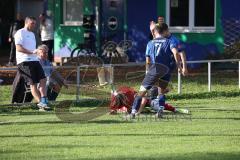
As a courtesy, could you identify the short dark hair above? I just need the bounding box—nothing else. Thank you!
[112,92,129,107]
[40,13,46,17]
[154,23,168,34]
[25,16,36,24]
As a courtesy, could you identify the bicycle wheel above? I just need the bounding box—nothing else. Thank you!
[70,46,81,59]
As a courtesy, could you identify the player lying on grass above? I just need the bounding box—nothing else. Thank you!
[130,23,185,118]
[109,86,136,114]
[109,86,189,115]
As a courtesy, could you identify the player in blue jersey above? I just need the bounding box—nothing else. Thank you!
[129,22,189,117]
[129,22,182,118]
[153,21,188,76]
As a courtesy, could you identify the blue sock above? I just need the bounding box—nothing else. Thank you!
[131,96,142,114]
[40,97,48,104]
[158,94,166,106]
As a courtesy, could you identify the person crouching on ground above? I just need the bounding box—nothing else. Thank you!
[37,44,68,101]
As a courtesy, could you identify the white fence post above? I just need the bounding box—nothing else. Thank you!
[178,71,182,94]
[111,65,114,84]
[208,62,211,92]
[76,66,80,102]
[239,61,240,89]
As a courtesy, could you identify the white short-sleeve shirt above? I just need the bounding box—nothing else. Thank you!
[14,28,38,64]
[40,18,54,41]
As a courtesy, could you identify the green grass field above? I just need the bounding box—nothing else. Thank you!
[1,73,240,160]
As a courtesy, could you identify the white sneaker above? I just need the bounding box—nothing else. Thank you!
[177,108,189,114]
[0,79,3,84]
[100,82,108,86]
[37,102,50,110]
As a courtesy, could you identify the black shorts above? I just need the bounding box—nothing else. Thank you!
[18,61,46,85]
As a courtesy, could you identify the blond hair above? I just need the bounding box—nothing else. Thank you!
[37,44,49,53]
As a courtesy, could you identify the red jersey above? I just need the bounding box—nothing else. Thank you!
[110,86,137,113]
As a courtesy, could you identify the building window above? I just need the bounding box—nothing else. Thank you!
[63,0,83,25]
[170,0,189,26]
[166,0,216,33]
[194,0,215,27]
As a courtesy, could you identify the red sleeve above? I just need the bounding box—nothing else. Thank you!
[109,86,136,111]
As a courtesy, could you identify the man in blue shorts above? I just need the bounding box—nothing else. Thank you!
[135,22,189,116]
[130,22,182,118]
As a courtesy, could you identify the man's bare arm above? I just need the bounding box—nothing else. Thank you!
[146,56,151,74]
[171,47,182,72]
[16,44,34,54]
[136,97,148,115]
[179,51,188,76]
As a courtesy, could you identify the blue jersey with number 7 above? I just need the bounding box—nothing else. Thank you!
[145,37,177,69]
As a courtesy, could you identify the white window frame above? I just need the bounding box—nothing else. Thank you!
[63,0,83,26]
[166,0,216,33]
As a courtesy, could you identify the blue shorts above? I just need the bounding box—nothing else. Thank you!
[142,71,171,90]
[141,74,162,90]
[160,73,171,82]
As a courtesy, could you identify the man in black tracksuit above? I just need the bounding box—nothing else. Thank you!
[7,13,24,66]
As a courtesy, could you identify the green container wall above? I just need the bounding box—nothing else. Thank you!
[49,0,225,54]
[50,0,95,52]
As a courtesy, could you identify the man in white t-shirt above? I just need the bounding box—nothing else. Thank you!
[14,16,49,110]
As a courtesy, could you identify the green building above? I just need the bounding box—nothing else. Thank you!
[1,0,239,66]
